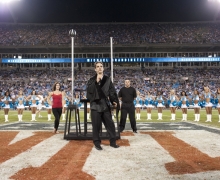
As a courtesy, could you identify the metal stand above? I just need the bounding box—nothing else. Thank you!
[64,103,81,140]
[63,99,120,140]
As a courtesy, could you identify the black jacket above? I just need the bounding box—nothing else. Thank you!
[86,74,120,111]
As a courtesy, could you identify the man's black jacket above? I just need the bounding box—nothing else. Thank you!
[86,74,120,112]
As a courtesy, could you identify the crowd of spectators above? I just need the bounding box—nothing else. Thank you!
[1,22,220,46]
[0,67,220,100]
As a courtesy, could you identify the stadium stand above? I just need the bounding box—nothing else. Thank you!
[0,68,219,99]
[1,22,220,46]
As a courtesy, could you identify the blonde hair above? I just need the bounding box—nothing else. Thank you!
[170,89,175,94]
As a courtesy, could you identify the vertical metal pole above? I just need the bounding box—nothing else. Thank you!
[71,37,74,103]
[84,101,88,136]
[110,37,113,83]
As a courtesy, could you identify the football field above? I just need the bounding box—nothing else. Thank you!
[0,109,220,179]
[1,109,220,128]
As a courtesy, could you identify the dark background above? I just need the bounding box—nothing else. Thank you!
[0,0,220,23]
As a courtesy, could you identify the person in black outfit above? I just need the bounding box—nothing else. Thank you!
[86,61,120,151]
[118,80,137,133]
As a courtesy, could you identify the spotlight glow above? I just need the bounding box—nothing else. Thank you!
[208,0,220,2]
[0,0,20,3]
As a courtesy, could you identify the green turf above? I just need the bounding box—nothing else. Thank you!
[0,109,220,129]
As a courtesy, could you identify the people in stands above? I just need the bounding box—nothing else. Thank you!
[0,67,220,124]
[1,23,220,46]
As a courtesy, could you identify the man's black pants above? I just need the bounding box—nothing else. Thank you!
[91,109,116,145]
[119,103,137,132]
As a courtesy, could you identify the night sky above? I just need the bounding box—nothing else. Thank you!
[0,0,220,23]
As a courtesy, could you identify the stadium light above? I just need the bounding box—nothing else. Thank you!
[208,0,220,21]
[208,0,217,2]
[0,0,20,3]
[0,0,21,23]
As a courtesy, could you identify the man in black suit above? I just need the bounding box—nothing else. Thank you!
[86,61,120,150]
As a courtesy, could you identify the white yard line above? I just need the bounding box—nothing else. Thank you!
[83,131,220,180]
[9,130,35,145]
[0,133,68,179]
[174,130,220,157]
